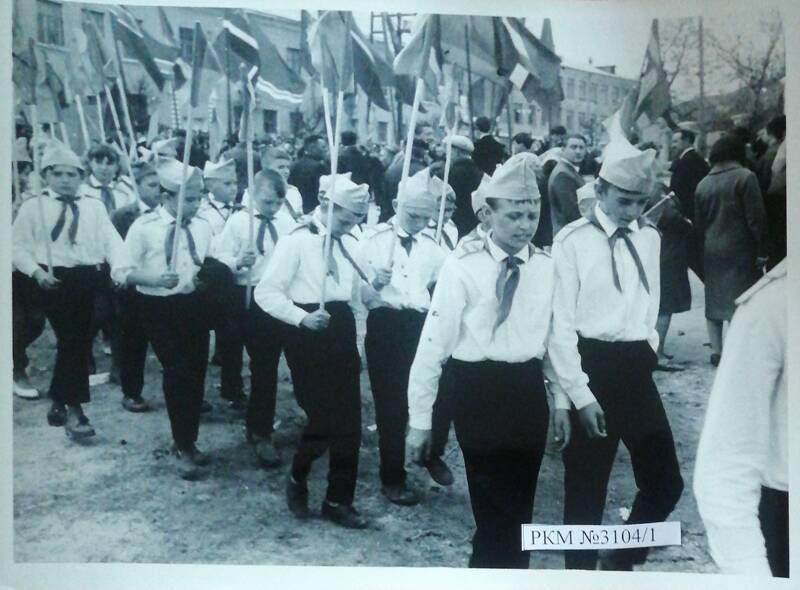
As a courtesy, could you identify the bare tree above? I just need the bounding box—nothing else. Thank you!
[660,18,698,90]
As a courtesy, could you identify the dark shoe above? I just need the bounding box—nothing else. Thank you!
[122,396,150,413]
[247,433,282,469]
[172,448,202,481]
[200,400,213,413]
[710,353,721,367]
[598,550,634,571]
[425,456,455,486]
[321,501,370,529]
[381,483,420,506]
[286,475,309,519]
[186,444,211,467]
[65,409,96,440]
[47,402,66,427]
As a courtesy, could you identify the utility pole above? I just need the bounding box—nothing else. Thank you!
[698,17,706,156]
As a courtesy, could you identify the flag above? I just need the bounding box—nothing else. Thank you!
[246,14,306,107]
[158,8,177,45]
[238,66,256,143]
[634,19,671,121]
[309,11,355,95]
[299,10,316,76]
[109,8,166,91]
[438,63,460,129]
[380,13,418,108]
[393,14,443,91]
[12,39,38,106]
[189,23,223,109]
[349,20,390,111]
[214,9,261,81]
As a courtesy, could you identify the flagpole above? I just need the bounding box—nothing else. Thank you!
[244,80,256,309]
[29,106,55,280]
[59,122,72,149]
[505,85,513,152]
[435,118,458,243]
[321,89,336,159]
[386,77,424,268]
[96,94,107,141]
[225,37,232,139]
[12,160,21,205]
[169,109,195,271]
[318,88,345,311]
[465,24,475,143]
[104,84,127,152]
[115,40,139,162]
[75,94,91,153]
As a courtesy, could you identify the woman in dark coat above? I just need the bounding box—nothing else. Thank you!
[694,136,767,365]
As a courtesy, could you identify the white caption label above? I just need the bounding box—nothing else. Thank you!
[521,522,682,551]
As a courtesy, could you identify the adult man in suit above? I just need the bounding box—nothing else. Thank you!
[548,134,587,238]
[472,116,507,176]
[444,135,483,238]
[288,135,329,214]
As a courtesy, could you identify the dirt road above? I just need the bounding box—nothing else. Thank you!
[13,276,717,572]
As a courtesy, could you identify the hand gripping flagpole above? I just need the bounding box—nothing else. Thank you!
[386,77,424,268]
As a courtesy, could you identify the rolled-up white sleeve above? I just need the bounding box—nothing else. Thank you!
[407,258,466,430]
[254,236,308,327]
[550,239,596,410]
[111,221,144,285]
[693,294,784,576]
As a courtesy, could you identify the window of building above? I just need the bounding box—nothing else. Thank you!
[263,109,278,134]
[377,121,388,143]
[600,84,608,104]
[578,80,586,101]
[566,77,575,99]
[528,106,536,126]
[566,110,575,131]
[290,110,304,135]
[513,103,523,125]
[286,48,301,73]
[37,0,65,46]
[82,9,105,35]
[179,27,194,62]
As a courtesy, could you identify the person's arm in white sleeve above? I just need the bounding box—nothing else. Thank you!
[407,257,466,430]
[12,201,43,278]
[550,238,596,409]
[693,293,784,576]
[213,216,243,273]
[101,207,124,275]
[253,235,307,326]
[646,231,661,352]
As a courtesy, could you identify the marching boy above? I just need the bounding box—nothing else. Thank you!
[406,153,573,569]
[197,158,239,236]
[551,141,684,571]
[358,167,447,506]
[214,169,296,468]
[79,143,137,213]
[112,159,215,480]
[254,176,371,530]
[13,143,123,439]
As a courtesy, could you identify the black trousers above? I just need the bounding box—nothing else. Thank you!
[111,288,149,399]
[282,301,361,505]
[39,266,103,406]
[562,338,684,570]
[218,302,245,399]
[140,293,210,450]
[451,358,549,569]
[12,271,46,374]
[430,359,456,457]
[241,287,287,438]
[760,486,789,578]
[364,307,426,486]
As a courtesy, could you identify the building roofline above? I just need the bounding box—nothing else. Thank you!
[561,60,635,81]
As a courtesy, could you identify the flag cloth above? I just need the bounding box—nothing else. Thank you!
[238,67,255,143]
[189,23,223,109]
[349,20,390,111]
[109,8,166,91]
[393,14,443,91]
[12,39,37,106]
[81,14,114,90]
[158,7,177,45]
[246,13,306,107]
[438,63,461,129]
[634,19,671,121]
[299,10,316,76]
[380,13,418,108]
[309,11,355,95]
[214,9,261,81]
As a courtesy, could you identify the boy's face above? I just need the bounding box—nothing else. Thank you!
[264,158,291,182]
[487,199,540,254]
[597,183,650,227]
[440,197,456,223]
[165,181,204,220]
[254,183,284,219]
[329,206,362,238]
[137,173,162,209]
[206,171,238,204]
[395,201,433,235]
[90,157,118,185]
[45,165,83,197]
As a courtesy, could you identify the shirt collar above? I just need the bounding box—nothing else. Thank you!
[680,147,695,159]
[89,174,112,189]
[561,158,580,173]
[594,202,638,236]
[138,200,153,215]
[311,207,330,236]
[486,232,530,263]
[390,217,413,239]
[207,193,232,210]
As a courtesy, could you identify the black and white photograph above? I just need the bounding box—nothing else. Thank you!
[3,0,794,586]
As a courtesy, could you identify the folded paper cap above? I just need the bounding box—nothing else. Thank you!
[319,172,352,197]
[41,143,84,172]
[483,152,540,201]
[203,158,236,180]
[471,173,492,213]
[599,140,656,193]
[445,135,474,154]
[13,138,31,163]
[576,180,598,217]
[151,138,179,156]
[328,176,370,215]
[398,168,441,215]
[157,158,203,193]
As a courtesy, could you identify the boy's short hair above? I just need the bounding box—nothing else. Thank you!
[87,144,120,165]
[513,132,533,149]
[262,146,292,164]
[131,161,157,184]
[475,117,492,134]
[565,133,587,145]
[254,168,286,199]
[485,197,536,210]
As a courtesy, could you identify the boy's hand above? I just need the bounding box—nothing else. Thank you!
[300,310,330,331]
[578,402,607,439]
